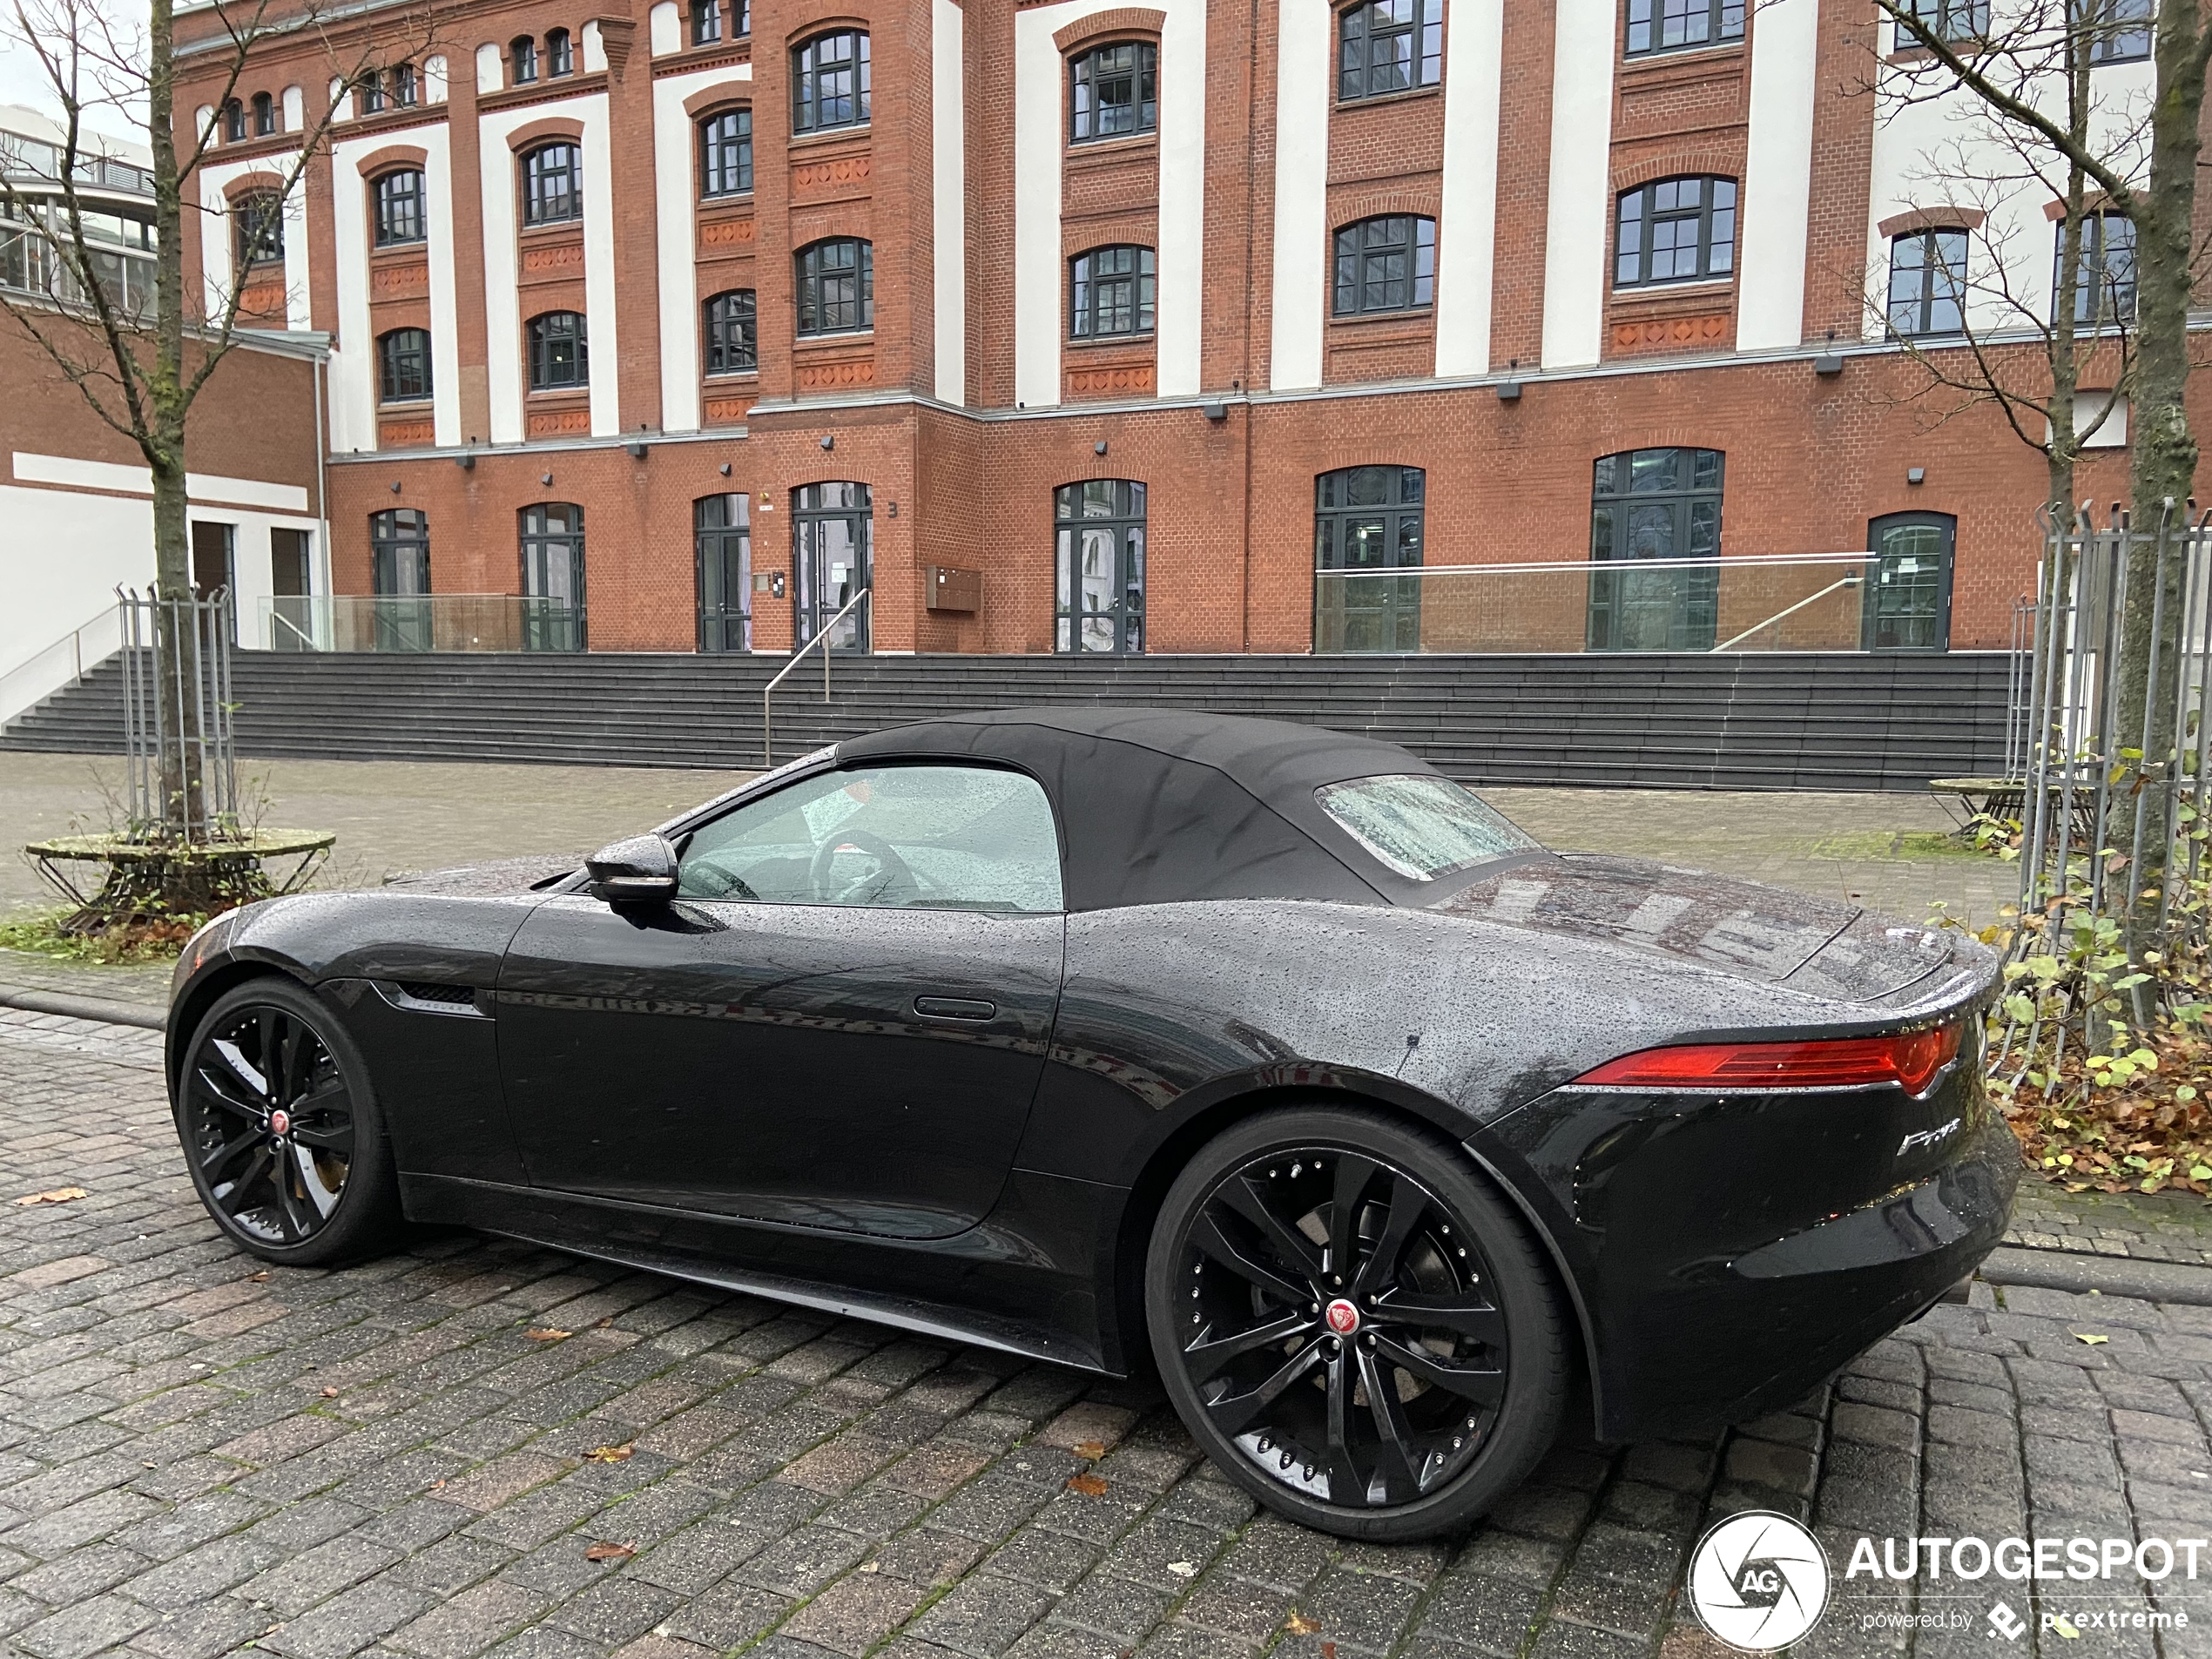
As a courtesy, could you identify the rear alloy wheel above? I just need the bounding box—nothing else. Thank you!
[1148,1107,1568,1541]
[177,979,401,1265]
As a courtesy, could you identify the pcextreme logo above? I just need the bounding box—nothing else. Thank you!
[1687,1511,1833,1652]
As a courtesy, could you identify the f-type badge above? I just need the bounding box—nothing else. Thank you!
[1898,1116,1961,1157]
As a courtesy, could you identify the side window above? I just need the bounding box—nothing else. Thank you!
[676,765,1064,913]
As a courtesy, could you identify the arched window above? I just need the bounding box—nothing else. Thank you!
[546,28,574,76]
[699,107,752,197]
[1338,0,1441,100]
[1055,482,1146,655]
[2058,212,2135,324]
[521,503,585,651]
[221,99,246,142]
[511,36,538,83]
[1069,246,1155,338]
[1865,512,1955,652]
[704,290,758,374]
[1887,228,1966,337]
[392,64,419,106]
[1332,214,1434,315]
[796,239,873,335]
[1069,42,1157,142]
[1314,466,1424,654]
[691,0,723,43]
[377,327,432,402]
[361,71,387,115]
[251,91,276,136]
[1615,177,1737,287]
[373,169,425,246]
[697,494,752,653]
[1588,448,1723,651]
[1625,0,1744,55]
[522,142,582,225]
[792,30,870,133]
[527,311,589,389]
[233,190,284,270]
[369,508,431,651]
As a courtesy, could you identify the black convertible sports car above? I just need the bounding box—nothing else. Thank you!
[167,708,2016,1540]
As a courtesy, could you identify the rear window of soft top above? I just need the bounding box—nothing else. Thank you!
[1315,774,1540,881]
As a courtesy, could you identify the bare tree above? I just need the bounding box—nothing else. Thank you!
[1876,0,2210,967]
[0,0,433,844]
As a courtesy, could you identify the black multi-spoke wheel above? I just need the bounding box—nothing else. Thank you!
[1149,1107,1567,1541]
[176,980,401,1264]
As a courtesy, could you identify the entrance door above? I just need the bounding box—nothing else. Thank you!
[191,522,235,641]
[697,494,752,652]
[1315,466,1423,653]
[369,509,432,651]
[1864,513,1955,651]
[521,503,586,651]
[794,482,871,651]
[271,528,312,651]
[496,760,1066,1239]
[1587,448,1723,651]
[1055,480,1146,653]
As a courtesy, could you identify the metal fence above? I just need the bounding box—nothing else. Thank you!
[2013,508,2212,928]
[118,587,239,841]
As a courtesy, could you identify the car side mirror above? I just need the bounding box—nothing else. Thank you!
[585,833,679,905]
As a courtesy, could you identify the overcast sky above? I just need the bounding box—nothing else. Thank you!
[0,0,152,145]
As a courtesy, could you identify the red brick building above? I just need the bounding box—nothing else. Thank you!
[169,0,2165,662]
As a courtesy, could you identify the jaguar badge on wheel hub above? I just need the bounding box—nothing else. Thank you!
[1324,1298,1361,1336]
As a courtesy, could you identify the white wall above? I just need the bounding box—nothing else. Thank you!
[195,148,313,332]
[329,122,462,453]
[1539,0,1615,369]
[652,63,755,433]
[1737,0,1818,351]
[1013,0,1207,408]
[1434,0,1505,377]
[933,0,968,405]
[1267,0,1330,391]
[478,91,618,442]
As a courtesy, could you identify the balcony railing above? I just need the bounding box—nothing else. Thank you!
[1313,553,1952,654]
[261,594,586,653]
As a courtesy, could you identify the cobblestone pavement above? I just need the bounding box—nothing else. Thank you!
[2008,1186,2212,1270]
[4,1012,2210,1659]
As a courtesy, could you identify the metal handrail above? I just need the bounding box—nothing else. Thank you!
[1709,574,1863,652]
[0,602,123,725]
[763,587,870,767]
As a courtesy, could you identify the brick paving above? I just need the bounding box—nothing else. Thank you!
[3,1009,2210,1659]
[2006,1187,2212,1271]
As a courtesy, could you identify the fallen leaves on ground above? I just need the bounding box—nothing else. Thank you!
[1167,1561,1197,1579]
[524,1327,571,1342]
[584,1443,634,1463]
[1284,1614,1320,1636]
[584,1541,636,1561]
[1066,1473,1109,1497]
[1072,1440,1108,1460]
[2074,1332,2109,1345]
[15,1187,87,1206]
[246,1271,270,1282]
[319,1386,339,1399]
[1995,1019,2212,1197]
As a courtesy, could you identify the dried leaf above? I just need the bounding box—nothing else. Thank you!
[15,1187,87,1206]
[1285,1614,1321,1636]
[2074,1332,2109,1345]
[594,1316,614,1328]
[1072,1440,1108,1460]
[319,1386,339,1399]
[584,1541,636,1562]
[1066,1473,1109,1497]
[860,1561,880,1575]
[584,1443,634,1463]
[1167,1561,1197,1579]
[525,1327,571,1342]
[246,1271,270,1282]
[1322,1645,1338,1659]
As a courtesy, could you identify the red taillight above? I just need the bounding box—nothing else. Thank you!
[1575,1021,1964,1095]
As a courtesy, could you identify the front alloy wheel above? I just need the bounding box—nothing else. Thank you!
[1150,1108,1566,1541]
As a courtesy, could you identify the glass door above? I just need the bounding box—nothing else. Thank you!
[368,509,432,652]
[1054,480,1146,653]
[1587,448,1724,651]
[521,503,586,651]
[793,482,872,651]
[1315,466,1423,653]
[697,494,752,652]
[1864,513,1955,651]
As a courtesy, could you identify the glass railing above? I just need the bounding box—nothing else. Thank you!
[261,595,586,653]
[1313,553,1950,654]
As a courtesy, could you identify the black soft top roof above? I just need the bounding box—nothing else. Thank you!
[835,707,1465,911]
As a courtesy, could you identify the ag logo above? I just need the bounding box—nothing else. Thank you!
[1687,1511,1831,1652]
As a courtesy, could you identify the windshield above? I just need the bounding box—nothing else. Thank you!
[1315,774,1541,881]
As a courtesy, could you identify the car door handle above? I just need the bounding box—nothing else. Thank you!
[914,995,996,1022]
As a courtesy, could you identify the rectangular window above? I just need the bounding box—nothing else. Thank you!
[373,170,424,246]
[1899,0,1989,43]
[2079,0,2152,62]
[793,31,871,133]
[378,328,432,402]
[1624,0,1745,55]
[691,0,722,44]
[528,313,589,388]
[705,290,758,373]
[233,192,284,269]
[522,144,581,226]
[2056,213,2136,324]
[1070,42,1158,142]
[1332,215,1436,315]
[1339,0,1444,99]
[700,109,752,197]
[1886,228,1966,336]
[1614,177,1736,287]
[1070,246,1157,338]
[797,239,873,334]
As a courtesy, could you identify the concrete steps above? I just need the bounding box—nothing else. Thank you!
[0,651,2016,790]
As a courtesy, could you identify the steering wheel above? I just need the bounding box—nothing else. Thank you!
[682,861,759,901]
[808,828,918,904]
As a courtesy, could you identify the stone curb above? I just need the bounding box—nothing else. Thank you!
[0,984,165,1031]
[1978,1244,2212,1306]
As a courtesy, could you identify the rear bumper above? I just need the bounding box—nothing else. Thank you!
[1480,1057,2019,1443]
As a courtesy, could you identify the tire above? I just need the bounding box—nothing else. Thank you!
[1146,1105,1569,1541]
[173,977,404,1266]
